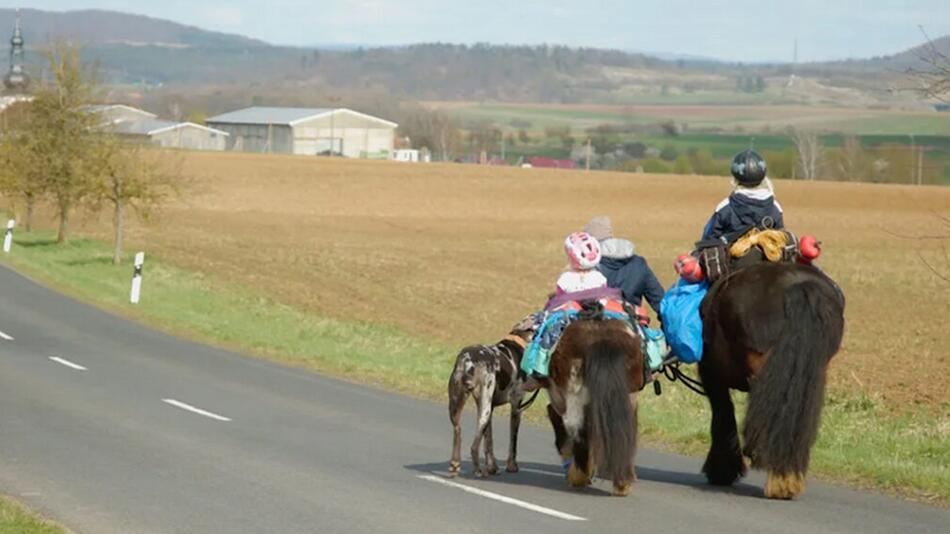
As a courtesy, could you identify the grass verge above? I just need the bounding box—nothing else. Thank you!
[2,231,947,506]
[0,496,67,534]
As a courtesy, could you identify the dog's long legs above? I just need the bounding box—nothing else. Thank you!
[506,399,522,473]
[448,379,467,476]
[470,372,495,477]
[484,411,499,475]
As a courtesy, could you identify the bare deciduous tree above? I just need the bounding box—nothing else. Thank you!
[0,103,46,231]
[835,135,869,182]
[88,136,184,264]
[906,26,950,102]
[2,43,187,253]
[397,107,462,161]
[790,128,823,180]
[29,43,100,243]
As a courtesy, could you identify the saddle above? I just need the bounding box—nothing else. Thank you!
[522,296,633,378]
[696,228,798,284]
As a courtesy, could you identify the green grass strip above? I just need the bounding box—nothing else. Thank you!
[0,496,67,534]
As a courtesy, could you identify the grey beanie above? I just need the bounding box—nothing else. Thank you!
[584,215,613,241]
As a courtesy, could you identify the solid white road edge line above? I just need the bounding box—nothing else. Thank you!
[49,356,87,371]
[0,330,13,340]
[417,474,586,521]
[162,398,232,422]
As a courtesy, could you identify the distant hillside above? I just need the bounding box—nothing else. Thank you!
[0,8,267,48]
[875,35,950,65]
[3,9,945,107]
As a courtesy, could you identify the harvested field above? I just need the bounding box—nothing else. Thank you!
[68,151,949,415]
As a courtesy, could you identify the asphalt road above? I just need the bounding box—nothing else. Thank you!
[0,264,946,533]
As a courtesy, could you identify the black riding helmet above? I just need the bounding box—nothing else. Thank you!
[730,149,767,187]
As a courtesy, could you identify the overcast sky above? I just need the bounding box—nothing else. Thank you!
[6,0,950,62]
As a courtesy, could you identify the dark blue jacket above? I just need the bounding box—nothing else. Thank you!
[597,255,665,314]
[701,192,784,243]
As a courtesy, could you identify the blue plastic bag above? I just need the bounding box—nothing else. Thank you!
[660,279,709,364]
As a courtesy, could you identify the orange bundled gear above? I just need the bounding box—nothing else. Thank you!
[729,228,789,262]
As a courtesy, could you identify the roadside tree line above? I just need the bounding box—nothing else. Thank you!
[0,44,183,264]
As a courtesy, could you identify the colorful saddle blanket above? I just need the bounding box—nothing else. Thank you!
[521,298,630,377]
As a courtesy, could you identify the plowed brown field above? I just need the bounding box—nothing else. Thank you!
[82,151,950,413]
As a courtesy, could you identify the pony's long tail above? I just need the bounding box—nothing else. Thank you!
[743,280,843,476]
[584,338,635,487]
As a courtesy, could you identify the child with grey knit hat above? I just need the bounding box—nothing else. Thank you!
[584,215,665,315]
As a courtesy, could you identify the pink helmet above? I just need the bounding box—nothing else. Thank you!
[564,231,602,270]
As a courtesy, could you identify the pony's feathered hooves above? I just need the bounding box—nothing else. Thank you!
[765,471,806,499]
[612,481,632,496]
[702,449,746,485]
[566,462,590,488]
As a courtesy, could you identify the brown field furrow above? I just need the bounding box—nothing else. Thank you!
[70,151,949,412]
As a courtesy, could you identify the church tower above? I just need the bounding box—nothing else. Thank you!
[3,10,30,93]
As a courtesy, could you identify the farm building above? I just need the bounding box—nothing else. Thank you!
[88,104,158,125]
[111,119,229,151]
[525,156,577,169]
[394,148,431,162]
[205,107,397,158]
[88,104,229,150]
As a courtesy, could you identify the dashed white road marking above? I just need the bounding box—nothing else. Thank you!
[162,398,232,422]
[417,474,586,521]
[0,330,13,341]
[49,356,87,371]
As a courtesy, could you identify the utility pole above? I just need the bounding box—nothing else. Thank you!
[917,146,924,185]
[908,134,916,184]
[585,138,592,172]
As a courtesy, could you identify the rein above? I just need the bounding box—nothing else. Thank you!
[502,334,540,411]
[517,389,541,411]
[661,361,706,396]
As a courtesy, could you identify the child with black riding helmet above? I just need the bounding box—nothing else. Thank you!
[701,149,784,244]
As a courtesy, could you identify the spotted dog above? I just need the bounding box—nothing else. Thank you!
[447,314,538,477]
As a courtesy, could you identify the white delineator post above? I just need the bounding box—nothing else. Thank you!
[130,251,145,304]
[3,219,14,253]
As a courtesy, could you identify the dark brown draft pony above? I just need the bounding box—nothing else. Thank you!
[544,303,645,496]
[699,261,844,499]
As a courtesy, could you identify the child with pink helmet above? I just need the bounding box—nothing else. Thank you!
[556,231,608,294]
[520,231,611,392]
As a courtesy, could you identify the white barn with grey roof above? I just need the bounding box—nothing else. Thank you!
[111,119,229,151]
[206,107,397,158]
[88,104,229,150]
[87,104,157,125]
